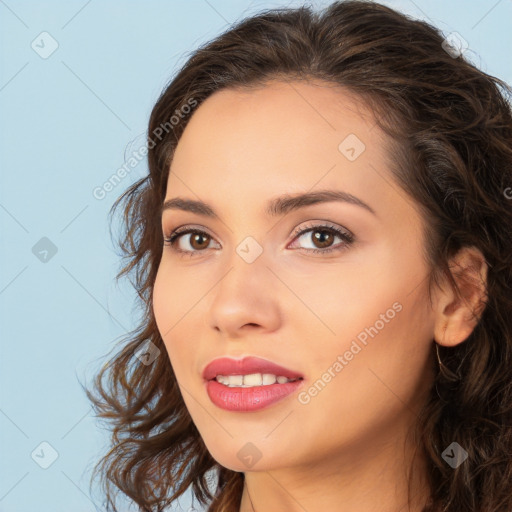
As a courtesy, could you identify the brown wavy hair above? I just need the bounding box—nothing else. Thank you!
[87,1,512,511]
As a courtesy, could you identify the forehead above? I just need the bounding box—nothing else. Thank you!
[166,80,395,215]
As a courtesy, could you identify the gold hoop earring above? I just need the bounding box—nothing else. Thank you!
[435,341,444,371]
[434,341,461,382]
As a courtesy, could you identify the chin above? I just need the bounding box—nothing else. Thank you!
[203,435,293,473]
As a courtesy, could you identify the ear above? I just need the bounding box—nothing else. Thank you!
[433,246,488,347]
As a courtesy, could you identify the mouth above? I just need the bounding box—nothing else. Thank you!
[202,356,305,412]
[202,355,304,385]
[209,373,303,387]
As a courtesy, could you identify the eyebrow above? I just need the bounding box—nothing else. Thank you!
[161,189,376,219]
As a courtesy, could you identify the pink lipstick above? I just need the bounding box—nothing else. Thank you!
[202,356,304,412]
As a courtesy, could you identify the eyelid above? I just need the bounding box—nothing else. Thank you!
[163,224,220,248]
[289,220,353,241]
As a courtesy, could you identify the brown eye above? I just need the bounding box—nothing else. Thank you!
[188,232,211,250]
[311,229,335,249]
[289,223,354,254]
[163,228,219,256]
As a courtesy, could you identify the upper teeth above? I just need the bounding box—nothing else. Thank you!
[215,373,298,387]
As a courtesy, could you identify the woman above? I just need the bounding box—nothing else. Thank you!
[88,1,512,511]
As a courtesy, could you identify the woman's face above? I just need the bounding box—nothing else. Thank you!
[153,80,437,472]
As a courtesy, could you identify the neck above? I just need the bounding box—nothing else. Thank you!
[238,420,431,512]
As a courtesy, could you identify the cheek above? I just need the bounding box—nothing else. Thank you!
[152,260,193,336]
[152,264,185,370]
[152,261,208,384]
[295,297,433,455]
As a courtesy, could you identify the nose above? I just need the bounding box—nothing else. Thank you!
[207,249,281,337]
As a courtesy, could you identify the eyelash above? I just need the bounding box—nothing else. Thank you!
[163,222,354,258]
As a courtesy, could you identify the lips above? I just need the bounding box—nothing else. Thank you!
[202,356,304,382]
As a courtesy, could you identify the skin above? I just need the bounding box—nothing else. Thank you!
[152,79,488,512]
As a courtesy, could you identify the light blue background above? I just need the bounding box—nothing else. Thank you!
[1,1,511,511]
